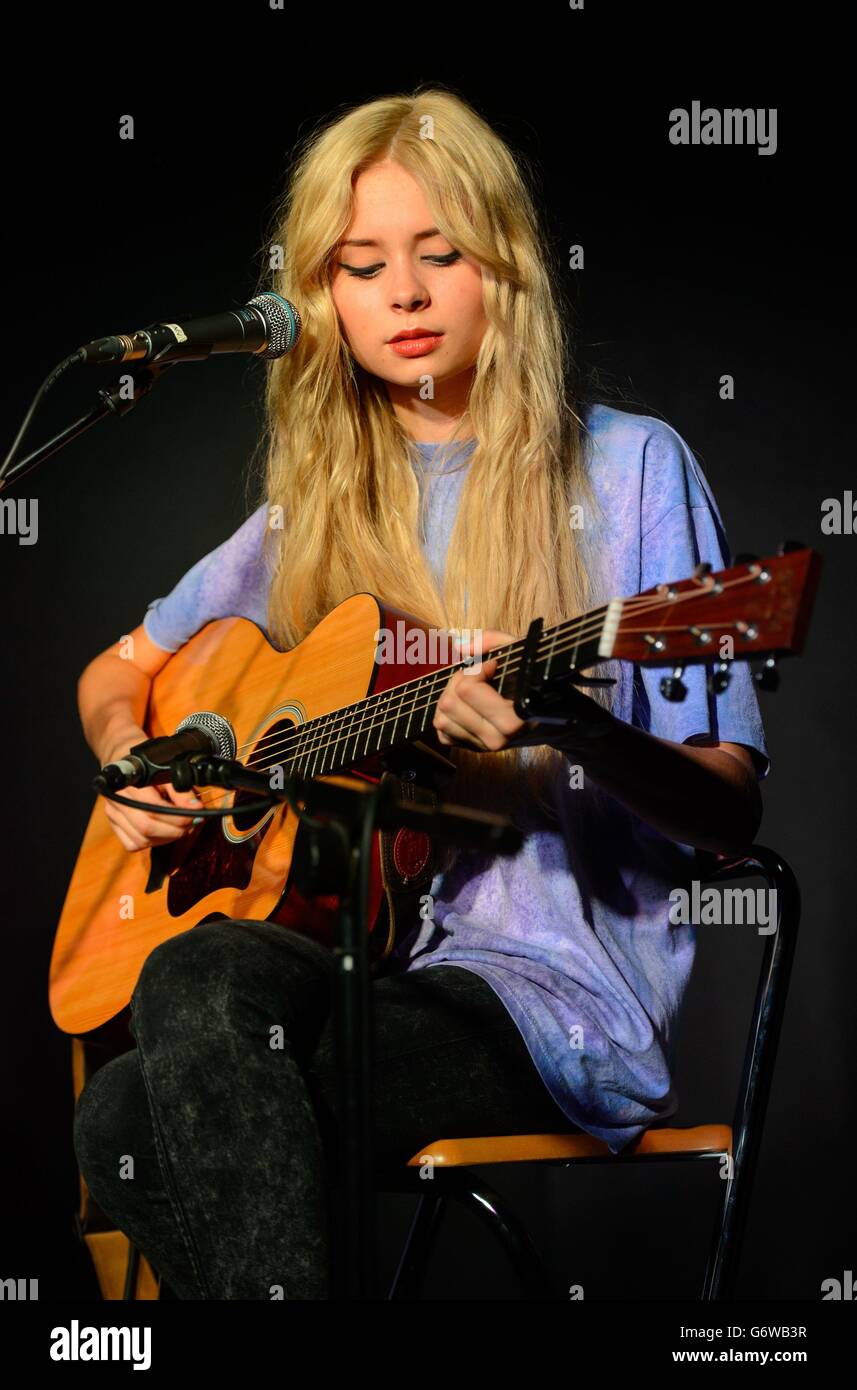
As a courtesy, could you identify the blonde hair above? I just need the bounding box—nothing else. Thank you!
[251,85,614,816]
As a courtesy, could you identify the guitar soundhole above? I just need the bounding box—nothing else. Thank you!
[230,717,296,832]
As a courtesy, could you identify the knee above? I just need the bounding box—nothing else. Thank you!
[130,921,244,1037]
[130,920,334,1046]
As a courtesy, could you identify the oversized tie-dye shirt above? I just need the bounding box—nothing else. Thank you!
[143,403,770,1152]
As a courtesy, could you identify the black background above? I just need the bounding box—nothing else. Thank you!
[1,3,851,1303]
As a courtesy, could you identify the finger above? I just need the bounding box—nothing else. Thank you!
[448,656,498,688]
[453,678,526,737]
[119,810,190,842]
[452,629,514,656]
[162,782,204,810]
[110,793,195,840]
[452,634,505,673]
[435,710,494,750]
[139,783,199,825]
[111,822,143,853]
[162,782,205,823]
[435,647,526,748]
[105,809,152,852]
[435,697,508,752]
[444,717,505,750]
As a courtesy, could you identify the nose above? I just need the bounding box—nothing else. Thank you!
[392,289,430,312]
[390,261,431,313]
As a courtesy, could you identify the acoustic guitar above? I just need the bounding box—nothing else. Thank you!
[50,545,821,1040]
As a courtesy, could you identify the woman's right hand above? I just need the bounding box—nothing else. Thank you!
[98,729,206,852]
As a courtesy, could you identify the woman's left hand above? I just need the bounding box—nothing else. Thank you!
[433,630,532,753]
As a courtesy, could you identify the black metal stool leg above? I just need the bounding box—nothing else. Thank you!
[699,848,799,1299]
[442,1170,558,1300]
[383,1168,558,1300]
[387,1193,448,1299]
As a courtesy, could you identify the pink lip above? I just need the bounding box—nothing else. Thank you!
[388,333,444,358]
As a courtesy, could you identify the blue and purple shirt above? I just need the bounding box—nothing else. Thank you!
[143,403,770,1152]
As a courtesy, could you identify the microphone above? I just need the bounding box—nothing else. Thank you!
[77,292,302,367]
[94,712,237,793]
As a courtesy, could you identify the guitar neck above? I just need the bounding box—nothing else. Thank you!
[286,606,611,779]
[282,541,822,779]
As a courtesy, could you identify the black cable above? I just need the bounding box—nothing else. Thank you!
[0,351,82,485]
[99,776,329,833]
[99,787,276,818]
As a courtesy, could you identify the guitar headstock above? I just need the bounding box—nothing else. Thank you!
[607,544,823,666]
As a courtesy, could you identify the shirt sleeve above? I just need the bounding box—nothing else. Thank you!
[142,503,273,653]
[631,424,771,781]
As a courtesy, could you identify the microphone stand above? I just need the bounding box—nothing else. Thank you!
[0,361,177,492]
[173,754,522,1301]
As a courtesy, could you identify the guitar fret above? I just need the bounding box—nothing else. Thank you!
[391,683,406,747]
[350,698,370,765]
[363,695,380,758]
[404,687,416,740]
[308,712,327,778]
[496,655,508,695]
[360,694,375,758]
[545,624,560,678]
[295,739,309,783]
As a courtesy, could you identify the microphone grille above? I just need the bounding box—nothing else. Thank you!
[248,292,303,359]
[175,711,237,760]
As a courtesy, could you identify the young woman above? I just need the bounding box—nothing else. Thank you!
[73,88,768,1300]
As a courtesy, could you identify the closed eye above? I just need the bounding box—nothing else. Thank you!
[337,250,462,279]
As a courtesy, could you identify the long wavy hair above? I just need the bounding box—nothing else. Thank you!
[250,86,614,818]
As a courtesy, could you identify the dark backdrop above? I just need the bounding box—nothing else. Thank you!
[1,8,851,1302]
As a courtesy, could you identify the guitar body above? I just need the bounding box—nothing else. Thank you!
[50,594,448,1038]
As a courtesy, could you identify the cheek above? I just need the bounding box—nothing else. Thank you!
[332,278,368,347]
[448,273,488,340]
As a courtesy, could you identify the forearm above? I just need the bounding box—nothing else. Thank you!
[559,715,762,855]
[78,653,151,764]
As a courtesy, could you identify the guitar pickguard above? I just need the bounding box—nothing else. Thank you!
[163,804,277,917]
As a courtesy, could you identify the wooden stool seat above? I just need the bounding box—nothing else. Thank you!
[404,1123,733,1168]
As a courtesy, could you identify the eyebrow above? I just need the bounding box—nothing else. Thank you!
[339,226,444,249]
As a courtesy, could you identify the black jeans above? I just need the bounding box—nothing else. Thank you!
[73,918,580,1300]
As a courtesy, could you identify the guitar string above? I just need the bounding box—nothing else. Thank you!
[238,572,760,771]
[183,571,763,806]
[186,569,755,806]
[233,572,753,769]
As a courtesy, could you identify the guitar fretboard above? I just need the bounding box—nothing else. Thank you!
[271,605,610,779]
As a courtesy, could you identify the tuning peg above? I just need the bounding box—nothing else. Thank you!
[660,666,688,702]
[753,656,780,692]
[706,660,732,695]
[693,562,713,581]
[777,539,806,555]
[734,551,759,566]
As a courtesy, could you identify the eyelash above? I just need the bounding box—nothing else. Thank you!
[339,250,462,279]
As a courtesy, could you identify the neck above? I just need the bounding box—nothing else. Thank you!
[386,369,476,443]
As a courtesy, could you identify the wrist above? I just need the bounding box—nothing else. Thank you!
[549,707,620,759]
[96,723,147,767]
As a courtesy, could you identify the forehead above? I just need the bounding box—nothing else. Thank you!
[342,162,440,244]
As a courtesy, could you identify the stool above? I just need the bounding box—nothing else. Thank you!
[376,844,799,1301]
